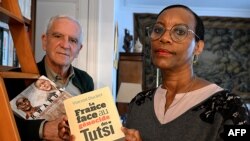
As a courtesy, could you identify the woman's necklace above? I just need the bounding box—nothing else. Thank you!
[165,76,197,112]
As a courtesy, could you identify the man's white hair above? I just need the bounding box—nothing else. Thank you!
[45,15,83,44]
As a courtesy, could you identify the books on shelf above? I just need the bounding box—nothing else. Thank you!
[10,75,72,120]
[2,28,9,66]
[64,87,124,141]
[0,28,2,65]
[0,21,17,67]
[18,0,31,20]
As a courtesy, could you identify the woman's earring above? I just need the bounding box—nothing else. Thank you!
[193,54,199,64]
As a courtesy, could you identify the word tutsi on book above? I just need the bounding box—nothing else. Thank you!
[10,75,72,120]
[64,87,124,141]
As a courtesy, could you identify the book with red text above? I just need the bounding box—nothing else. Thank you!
[64,87,125,141]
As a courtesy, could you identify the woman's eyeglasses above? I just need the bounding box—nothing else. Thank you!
[147,24,200,42]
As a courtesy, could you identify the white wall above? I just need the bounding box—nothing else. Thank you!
[96,0,116,95]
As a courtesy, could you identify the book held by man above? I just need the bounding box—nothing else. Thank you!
[64,86,125,141]
[9,75,72,120]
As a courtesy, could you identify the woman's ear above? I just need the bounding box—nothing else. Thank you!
[194,40,204,55]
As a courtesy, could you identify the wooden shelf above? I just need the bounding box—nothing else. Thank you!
[0,7,24,24]
[0,66,18,72]
[0,77,20,141]
[0,72,40,79]
[0,0,39,140]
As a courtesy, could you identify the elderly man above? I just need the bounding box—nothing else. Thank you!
[6,15,94,140]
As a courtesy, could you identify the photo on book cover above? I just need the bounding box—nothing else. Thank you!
[10,75,72,120]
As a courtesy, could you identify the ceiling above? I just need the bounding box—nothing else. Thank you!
[124,0,250,9]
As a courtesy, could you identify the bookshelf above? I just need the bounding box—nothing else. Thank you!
[0,0,36,68]
[0,0,39,140]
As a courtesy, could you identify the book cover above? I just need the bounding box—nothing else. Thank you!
[64,87,125,141]
[10,75,72,120]
[0,28,2,65]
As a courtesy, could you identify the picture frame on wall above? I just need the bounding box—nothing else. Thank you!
[133,13,157,90]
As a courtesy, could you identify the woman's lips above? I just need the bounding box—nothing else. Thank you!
[154,49,174,56]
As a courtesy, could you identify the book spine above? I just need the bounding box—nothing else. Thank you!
[2,28,9,66]
[18,0,31,20]
[0,28,3,65]
[8,34,14,66]
[13,47,19,67]
[0,21,9,66]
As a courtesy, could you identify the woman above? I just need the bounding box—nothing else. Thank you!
[121,4,249,141]
[58,4,249,141]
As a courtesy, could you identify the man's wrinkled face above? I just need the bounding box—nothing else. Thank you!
[42,18,82,67]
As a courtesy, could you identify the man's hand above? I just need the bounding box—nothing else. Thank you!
[43,116,65,141]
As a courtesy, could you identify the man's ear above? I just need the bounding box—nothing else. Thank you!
[194,40,204,55]
[41,34,47,51]
[75,45,83,58]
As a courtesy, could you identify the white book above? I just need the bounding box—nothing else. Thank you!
[8,33,14,66]
[18,0,25,17]
[10,75,72,120]
[2,29,9,66]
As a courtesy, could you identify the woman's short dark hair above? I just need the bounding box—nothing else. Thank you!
[157,4,204,41]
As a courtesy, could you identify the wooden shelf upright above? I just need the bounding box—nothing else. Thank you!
[0,0,39,140]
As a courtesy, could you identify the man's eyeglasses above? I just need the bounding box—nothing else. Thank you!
[147,24,200,42]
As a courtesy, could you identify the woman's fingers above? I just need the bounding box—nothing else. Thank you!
[121,127,142,141]
[58,116,71,140]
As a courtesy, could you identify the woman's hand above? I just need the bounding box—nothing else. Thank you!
[58,115,75,141]
[121,127,142,141]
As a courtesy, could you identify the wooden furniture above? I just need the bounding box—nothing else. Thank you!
[117,52,143,116]
[0,0,36,69]
[117,52,143,88]
[0,0,39,140]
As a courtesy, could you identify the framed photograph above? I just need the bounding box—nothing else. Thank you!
[133,13,157,90]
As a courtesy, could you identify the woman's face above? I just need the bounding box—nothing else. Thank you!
[150,7,199,72]
[36,79,52,91]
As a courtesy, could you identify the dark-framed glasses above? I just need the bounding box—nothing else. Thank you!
[147,24,200,42]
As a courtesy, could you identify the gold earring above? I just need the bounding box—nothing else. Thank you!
[193,54,199,64]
